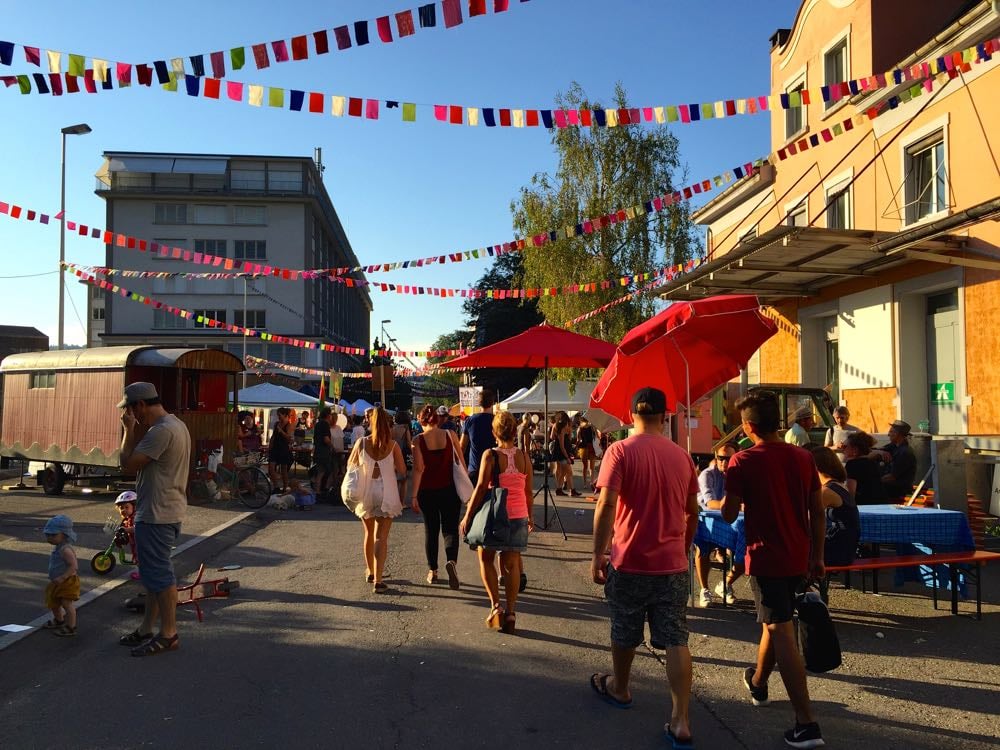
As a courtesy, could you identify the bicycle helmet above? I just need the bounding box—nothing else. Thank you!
[115,490,137,505]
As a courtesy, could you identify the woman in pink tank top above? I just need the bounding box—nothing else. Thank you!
[460,411,533,634]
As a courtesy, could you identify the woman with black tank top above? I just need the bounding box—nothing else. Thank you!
[410,404,467,589]
[810,446,860,567]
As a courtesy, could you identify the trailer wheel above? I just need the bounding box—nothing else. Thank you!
[40,465,66,495]
[91,551,116,575]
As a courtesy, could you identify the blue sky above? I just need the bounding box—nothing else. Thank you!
[0,0,800,357]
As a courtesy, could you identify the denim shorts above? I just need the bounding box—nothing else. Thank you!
[604,565,689,649]
[134,522,181,594]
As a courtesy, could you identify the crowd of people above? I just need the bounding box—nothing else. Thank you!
[38,379,926,749]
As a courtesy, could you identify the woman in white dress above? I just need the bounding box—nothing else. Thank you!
[343,406,406,592]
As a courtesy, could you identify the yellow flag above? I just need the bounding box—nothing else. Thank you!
[331,95,345,116]
[171,58,185,76]
[47,50,61,73]
[654,106,665,123]
[715,101,725,118]
[248,85,263,107]
[467,108,479,126]
[93,59,109,81]
[606,109,618,127]
[513,109,525,127]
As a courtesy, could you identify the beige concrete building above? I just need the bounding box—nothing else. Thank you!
[93,151,372,372]
[674,0,1000,508]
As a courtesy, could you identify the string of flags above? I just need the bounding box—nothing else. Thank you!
[67,265,467,359]
[0,0,530,94]
[1,33,994,130]
[64,262,694,300]
[1,66,951,286]
[564,272,671,328]
[244,355,431,379]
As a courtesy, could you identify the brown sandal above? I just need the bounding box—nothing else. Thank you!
[486,604,504,629]
[501,613,517,635]
[130,634,178,657]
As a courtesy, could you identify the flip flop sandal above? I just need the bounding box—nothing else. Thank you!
[42,619,65,629]
[445,561,460,590]
[130,634,179,657]
[53,625,77,637]
[665,725,695,749]
[589,673,632,709]
[119,629,154,647]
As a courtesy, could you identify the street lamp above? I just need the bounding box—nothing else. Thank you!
[59,123,92,350]
[379,319,391,406]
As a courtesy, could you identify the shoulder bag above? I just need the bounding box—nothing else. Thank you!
[795,589,842,673]
[450,433,476,503]
[340,439,369,518]
[464,449,512,549]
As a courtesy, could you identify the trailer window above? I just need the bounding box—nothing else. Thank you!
[30,372,56,389]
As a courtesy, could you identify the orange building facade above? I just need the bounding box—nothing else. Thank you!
[685,0,1000,452]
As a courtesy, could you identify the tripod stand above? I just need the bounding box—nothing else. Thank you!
[535,365,568,540]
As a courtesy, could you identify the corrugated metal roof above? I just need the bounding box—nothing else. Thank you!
[0,345,153,372]
[0,346,244,373]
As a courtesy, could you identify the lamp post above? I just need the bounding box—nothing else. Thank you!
[379,319,391,406]
[59,123,92,350]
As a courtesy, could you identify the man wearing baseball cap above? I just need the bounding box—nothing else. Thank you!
[874,420,917,500]
[116,382,191,657]
[784,405,815,448]
[591,387,699,746]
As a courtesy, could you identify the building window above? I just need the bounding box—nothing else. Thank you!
[234,206,266,225]
[823,39,848,110]
[826,187,850,230]
[30,371,56,389]
[784,80,806,140]
[232,168,266,191]
[234,309,266,329]
[194,239,227,257]
[192,204,228,224]
[739,227,758,243]
[92,307,105,321]
[905,133,947,224]
[234,240,267,260]
[153,309,188,329]
[193,309,227,329]
[154,203,187,224]
[92,287,105,300]
[193,174,225,192]
[786,200,807,227]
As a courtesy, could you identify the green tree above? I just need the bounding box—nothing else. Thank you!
[512,82,700,345]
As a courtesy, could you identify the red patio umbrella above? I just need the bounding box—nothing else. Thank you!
[590,295,778,446]
[440,324,616,532]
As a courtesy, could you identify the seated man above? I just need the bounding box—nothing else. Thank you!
[873,420,917,500]
[695,444,744,606]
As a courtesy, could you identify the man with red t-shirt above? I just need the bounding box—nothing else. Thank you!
[591,387,699,748]
[722,391,826,749]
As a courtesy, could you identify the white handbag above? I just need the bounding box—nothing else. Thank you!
[593,436,604,459]
[451,438,476,503]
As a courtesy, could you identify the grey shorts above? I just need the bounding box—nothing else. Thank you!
[134,522,180,594]
[750,575,805,625]
[604,565,690,649]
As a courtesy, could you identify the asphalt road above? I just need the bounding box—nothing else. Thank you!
[1,484,998,749]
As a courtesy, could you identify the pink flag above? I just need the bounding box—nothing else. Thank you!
[434,105,447,121]
[227,81,243,101]
[365,99,379,119]
[443,0,463,28]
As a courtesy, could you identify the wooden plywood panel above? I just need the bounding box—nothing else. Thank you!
[181,412,238,465]
[760,304,800,384]
[842,387,897,434]
[964,268,1000,434]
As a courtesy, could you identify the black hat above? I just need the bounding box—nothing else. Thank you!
[631,387,667,416]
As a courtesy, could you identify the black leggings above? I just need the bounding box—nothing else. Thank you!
[419,485,461,570]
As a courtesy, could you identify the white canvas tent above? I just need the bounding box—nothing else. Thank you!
[351,398,375,415]
[499,387,529,408]
[232,382,323,408]
[500,380,625,433]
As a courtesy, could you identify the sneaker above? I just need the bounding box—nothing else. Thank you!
[743,667,769,706]
[784,722,824,748]
[715,581,736,605]
[698,588,713,608]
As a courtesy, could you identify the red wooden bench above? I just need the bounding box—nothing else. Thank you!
[826,550,1000,619]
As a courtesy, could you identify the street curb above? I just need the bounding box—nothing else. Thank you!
[0,511,254,651]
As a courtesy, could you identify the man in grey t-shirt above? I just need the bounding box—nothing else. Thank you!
[118,382,191,657]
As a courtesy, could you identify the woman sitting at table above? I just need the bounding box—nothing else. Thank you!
[811,446,860,567]
[843,432,887,505]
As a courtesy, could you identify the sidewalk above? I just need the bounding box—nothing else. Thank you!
[0,489,997,748]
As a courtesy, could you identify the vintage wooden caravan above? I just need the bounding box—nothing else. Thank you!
[0,345,243,494]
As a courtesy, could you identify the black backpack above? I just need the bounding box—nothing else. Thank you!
[795,590,842,673]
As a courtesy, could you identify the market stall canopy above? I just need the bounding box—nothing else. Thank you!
[499,387,529,407]
[231,382,323,408]
[351,398,375,415]
[501,380,625,433]
[440,324,615,370]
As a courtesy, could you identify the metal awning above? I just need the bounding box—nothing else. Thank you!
[104,157,228,174]
[656,226,966,301]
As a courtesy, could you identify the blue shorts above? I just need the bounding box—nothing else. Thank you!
[134,522,181,594]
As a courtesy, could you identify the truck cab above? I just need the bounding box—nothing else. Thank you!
[716,384,836,448]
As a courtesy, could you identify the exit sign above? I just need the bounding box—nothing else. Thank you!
[931,381,954,403]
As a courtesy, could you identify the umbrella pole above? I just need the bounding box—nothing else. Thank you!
[535,358,567,539]
[672,339,693,453]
